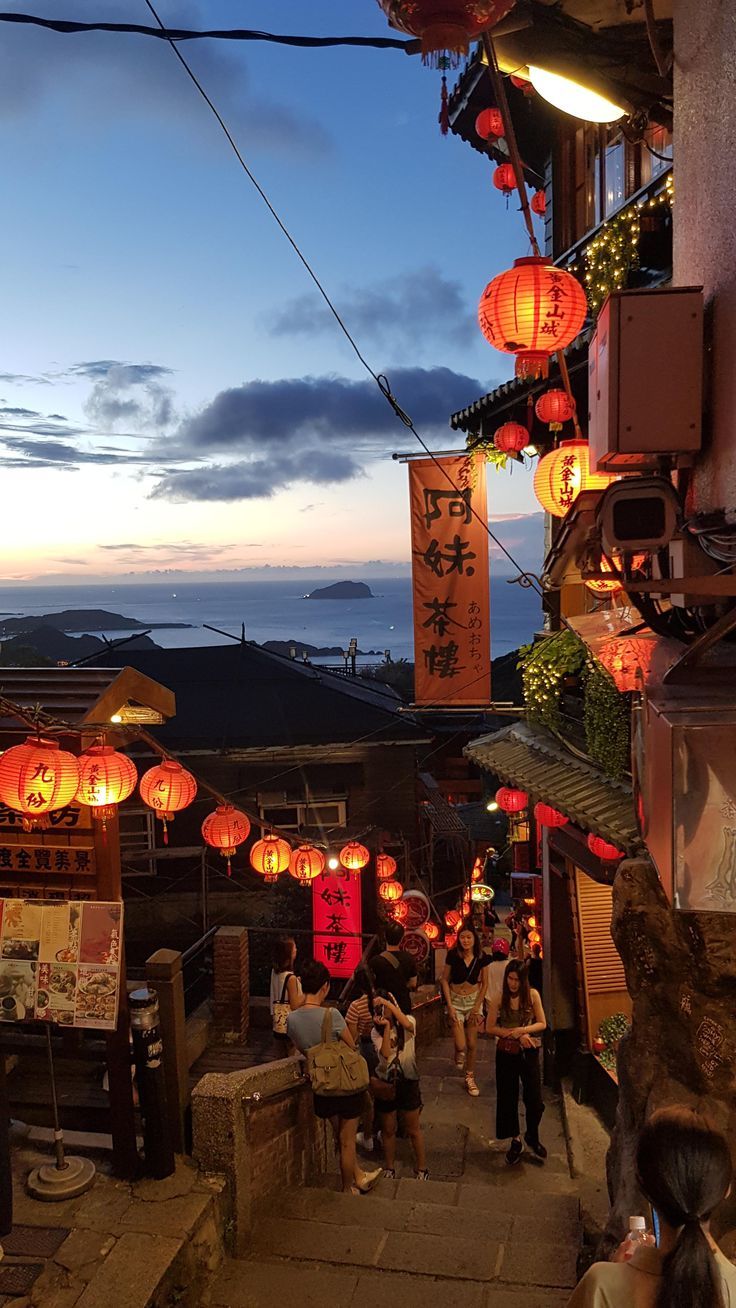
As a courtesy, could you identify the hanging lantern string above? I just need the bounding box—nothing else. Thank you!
[481,33,582,439]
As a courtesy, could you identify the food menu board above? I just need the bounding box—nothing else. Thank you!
[0,899,122,1030]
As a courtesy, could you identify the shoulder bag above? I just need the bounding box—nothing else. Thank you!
[305,1007,369,1097]
[272,973,293,1036]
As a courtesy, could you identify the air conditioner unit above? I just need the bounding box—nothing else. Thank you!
[589,287,703,471]
[598,477,680,555]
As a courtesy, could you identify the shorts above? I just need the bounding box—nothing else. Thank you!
[313,1090,366,1121]
[450,991,483,1025]
[373,1078,422,1116]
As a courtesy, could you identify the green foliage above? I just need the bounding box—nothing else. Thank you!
[598,1012,631,1047]
[518,632,586,733]
[464,436,510,472]
[583,657,630,780]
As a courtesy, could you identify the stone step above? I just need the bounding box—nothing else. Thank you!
[208,1257,574,1307]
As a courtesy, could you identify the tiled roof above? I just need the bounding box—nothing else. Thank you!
[463,721,641,855]
[450,331,593,435]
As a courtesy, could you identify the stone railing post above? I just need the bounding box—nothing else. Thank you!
[145,947,189,1153]
[213,927,249,1042]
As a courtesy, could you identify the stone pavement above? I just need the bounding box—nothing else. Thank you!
[204,1036,583,1308]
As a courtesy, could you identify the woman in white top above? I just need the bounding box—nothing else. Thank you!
[567,1107,736,1308]
[269,936,304,1046]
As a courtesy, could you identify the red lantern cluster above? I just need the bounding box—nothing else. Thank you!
[339,841,369,873]
[479,256,588,380]
[496,786,528,814]
[493,163,517,195]
[475,107,504,141]
[76,743,137,826]
[289,844,325,885]
[535,388,575,432]
[375,1,516,64]
[587,833,625,862]
[0,736,80,832]
[376,853,398,880]
[250,834,291,884]
[534,802,568,829]
[202,805,251,875]
[494,422,528,455]
[140,759,197,845]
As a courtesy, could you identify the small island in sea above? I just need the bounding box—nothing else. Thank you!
[305,581,373,600]
[0,608,192,636]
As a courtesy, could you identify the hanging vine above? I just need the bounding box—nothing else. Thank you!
[583,657,631,780]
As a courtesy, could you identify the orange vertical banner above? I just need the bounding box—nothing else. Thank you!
[409,454,491,706]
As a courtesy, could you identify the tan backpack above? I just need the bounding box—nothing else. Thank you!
[305,1007,369,1096]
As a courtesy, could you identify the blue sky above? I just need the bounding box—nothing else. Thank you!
[0,0,542,582]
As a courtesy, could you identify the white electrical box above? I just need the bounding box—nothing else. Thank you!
[588,287,703,471]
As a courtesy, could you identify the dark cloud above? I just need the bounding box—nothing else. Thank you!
[151,447,364,505]
[69,361,173,383]
[0,371,50,385]
[79,361,176,432]
[268,268,475,353]
[0,406,41,418]
[0,436,139,466]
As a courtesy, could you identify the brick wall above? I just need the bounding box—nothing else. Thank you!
[213,926,249,1041]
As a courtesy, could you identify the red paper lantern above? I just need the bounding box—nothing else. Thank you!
[289,843,326,886]
[423,921,440,941]
[444,931,458,949]
[534,802,568,829]
[390,899,409,923]
[378,879,403,902]
[202,804,251,875]
[533,439,615,518]
[76,743,137,826]
[528,930,541,945]
[585,555,622,596]
[510,73,534,96]
[494,422,528,455]
[527,915,537,930]
[139,759,197,844]
[587,833,624,862]
[493,163,517,195]
[339,841,370,872]
[597,635,655,694]
[535,388,575,432]
[531,188,546,216]
[0,736,80,831]
[376,852,398,880]
[376,1,515,64]
[475,107,504,141]
[444,908,462,929]
[250,834,291,884]
[471,857,483,883]
[479,256,588,380]
[496,786,528,814]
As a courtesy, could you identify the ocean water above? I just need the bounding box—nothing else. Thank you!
[0,578,542,662]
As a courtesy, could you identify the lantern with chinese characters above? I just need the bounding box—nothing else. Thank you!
[531,188,546,216]
[493,163,517,195]
[534,802,568,829]
[289,843,326,886]
[444,908,462,930]
[475,106,504,141]
[597,635,655,694]
[139,759,197,844]
[390,899,409,923]
[378,879,403,902]
[479,256,588,379]
[0,736,80,831]
[445,931,458,949]
[496,786,528,814]
[584,555,622,596]
[375,1,515,65]
[535,388,575,432]
[587,833,624,862]
[250,834,291,884]
[202,805,251,875]
[533,439,614,518]
[76,743,138,827]
[494,422,528,455]
[375,852,398,881]
[423,921,440,941]
[339,841,370,873]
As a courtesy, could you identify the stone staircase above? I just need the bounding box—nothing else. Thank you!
[203,1039,585,1307]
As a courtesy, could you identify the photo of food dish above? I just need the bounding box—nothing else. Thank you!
[0,961,37,1022]
[74,966,118,1029]
[1,938,39,961]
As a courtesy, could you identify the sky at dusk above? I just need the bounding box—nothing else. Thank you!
[0,0,543,583]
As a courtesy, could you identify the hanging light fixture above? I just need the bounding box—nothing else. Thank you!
[75,743,138,828]
[475,106,504,141]
[374,1,516,66]
[339,841,370,873]
[390,899,409,923]
[289,844,326,886]
[527,65,626,124]
[423,921,440,941]
[496,786,528,814]
[587,833,625,862]
[378,879,403,902]
[444,931,458,949]
[444,908,462,930]
[534,802,569,829]
[479,257,588,379]
[531,188,547,216]
[0,736,80,832]
[202,805,251,875]
[494,421,528,455]
[139,759,197,845]
[376,853,398,881]
[535,388,576,433]
[250,834,291,884]
[533,439,614,517]
[493,163,517,195]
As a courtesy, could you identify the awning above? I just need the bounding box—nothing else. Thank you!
[464,721,641,855]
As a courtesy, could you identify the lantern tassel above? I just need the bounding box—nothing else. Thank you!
[163,817,169,847]
[438,75,449,136]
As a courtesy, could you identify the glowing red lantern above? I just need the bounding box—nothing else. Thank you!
[493,163,517,195]
[444,908,462,929]
[423,921,440,941]
[528,930,541,945]
[0,736,80,831]
[376,1,516,64]
[471,857,483,883]
[534,802,568,829]
[496,786,528,814]
[139,759,197,844]
[379,879,403,902]
[587,833,624,862]
[535,388,575,432]
[339,841,370,872]
[444,931,458,949]
[76,743,137,826]
[479,256,588,380]
[390,899,409,923]
[375,853,397,880]
[494,422,528,455]
[510,72,534,96]
[531,188,546,216]
[585,555,622,596]
[289,843,326,886]
[597,635,655,694]
[250,834,291,884]
[202,804,251,875]
[533,439,615,518]
[475,107,504,141]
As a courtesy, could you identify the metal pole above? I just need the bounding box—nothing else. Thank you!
[26,1030,96,1200]
[201,848,209,935]
[130,988,175,1180]
[45,1025,66,1172]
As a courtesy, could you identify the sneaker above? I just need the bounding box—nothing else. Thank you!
[505,1138,523,1166]
[465,1074,480,1097]
[356,1167,382,1193]
[356,1131,374,1153]
[415,1169,430,1181]
[382,1167,396,1180]
[524,1132,548,1160]
[455,1052,466,1069]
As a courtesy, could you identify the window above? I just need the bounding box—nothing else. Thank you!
[258,797,347,835]
[604,133,625,217]
[640,124,673,186]
[119,804,156,876]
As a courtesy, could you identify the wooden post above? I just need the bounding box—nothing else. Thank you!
[94,813,138,1178]
[145,948,189,1153]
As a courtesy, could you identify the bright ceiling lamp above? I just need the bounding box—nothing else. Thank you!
[527,65,626,124]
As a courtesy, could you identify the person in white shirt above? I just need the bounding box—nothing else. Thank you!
[269,936,304,1047]
[567,1107,736,1308]
[485,936,511,1019]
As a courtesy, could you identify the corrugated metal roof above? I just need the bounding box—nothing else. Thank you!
[463,721,641,854]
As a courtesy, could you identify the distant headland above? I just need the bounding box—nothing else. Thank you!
[305,581,374,600]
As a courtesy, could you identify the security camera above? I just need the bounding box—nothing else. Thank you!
[597,477,680,555]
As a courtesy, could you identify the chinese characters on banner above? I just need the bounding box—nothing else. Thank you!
[409,454,491,705]
[312,868,363,979]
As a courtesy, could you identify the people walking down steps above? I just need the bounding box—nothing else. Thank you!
[370,990,428,1181]
[486,959,547,1165]
[441,920,491,1096]
[287,959,381,1196]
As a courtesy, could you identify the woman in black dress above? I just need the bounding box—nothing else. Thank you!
[486,960,547,1165]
